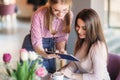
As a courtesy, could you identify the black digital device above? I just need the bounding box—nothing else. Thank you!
[46,51,80,61]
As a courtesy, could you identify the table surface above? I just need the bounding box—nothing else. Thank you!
[0,73,69,80]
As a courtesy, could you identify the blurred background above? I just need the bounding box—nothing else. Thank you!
[0,0,120,72]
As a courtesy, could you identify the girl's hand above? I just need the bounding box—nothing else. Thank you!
[43,49,60,59]
[60,50,67,54]
[46,54,60,59]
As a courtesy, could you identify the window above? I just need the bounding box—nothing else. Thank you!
[107,0,120,28]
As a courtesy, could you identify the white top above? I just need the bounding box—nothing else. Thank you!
[61,41,110,80]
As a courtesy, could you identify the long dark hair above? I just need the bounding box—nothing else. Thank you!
[74,8,107,55]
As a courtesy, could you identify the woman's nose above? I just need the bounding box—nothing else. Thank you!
[58,12,63,16]
[78,28,82,34]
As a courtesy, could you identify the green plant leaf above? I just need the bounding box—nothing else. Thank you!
[11,70,17,80]
[10,58,43,80]
[15,61,28,80]
[27,59,39,80]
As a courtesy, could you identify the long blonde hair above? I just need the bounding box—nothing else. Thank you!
[44,0,72,34]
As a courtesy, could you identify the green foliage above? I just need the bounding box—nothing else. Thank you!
[11,59,39,80]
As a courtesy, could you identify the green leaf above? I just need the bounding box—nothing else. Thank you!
[27,59,39,80]
[24,61,29,80]
[6,68,11,76]
[11,70,17,80]
[14,61,28,80]
[10,58,42,80]
[18,63,24,80]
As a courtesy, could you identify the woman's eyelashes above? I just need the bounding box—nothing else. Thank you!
[76,25,86,31]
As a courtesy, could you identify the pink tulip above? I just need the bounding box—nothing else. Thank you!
[20,48,27,53]
[36,67,46,77]
[3,53,12,63]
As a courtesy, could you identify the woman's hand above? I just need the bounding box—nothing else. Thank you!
[59,68,73,79]
[61,68,83,80]
[46,53,60,59]
[62,68,73,78]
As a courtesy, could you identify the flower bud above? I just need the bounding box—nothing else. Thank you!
[35,67,48,77]
[20,48,28,61]
[29,51,38,60]
[3,53,11,63]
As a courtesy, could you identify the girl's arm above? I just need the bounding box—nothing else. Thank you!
[31,9,59,59]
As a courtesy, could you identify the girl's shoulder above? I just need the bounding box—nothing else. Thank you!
[69,10,73,18]
[34,6,48,16]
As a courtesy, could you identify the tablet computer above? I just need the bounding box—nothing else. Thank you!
[46,51,80,61]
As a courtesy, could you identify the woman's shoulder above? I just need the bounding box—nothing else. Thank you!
[33,6,48,16]
[69,10,73,19]
[69,10,73,15]
[91,41,106,49]
[89,41,108,63]
[89,41,107,56]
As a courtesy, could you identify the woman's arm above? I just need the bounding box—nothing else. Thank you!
[70,41,109,80]
[82,42,108,80]
[30,10,47,57]
[56,10,73,52]
[31,9,59,59]
[60,62,79,78]
[35,46,59,59]
[56,34,69,66]
[56,41,66,52]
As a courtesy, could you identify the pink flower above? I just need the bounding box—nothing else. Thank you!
[20,48,27,52]
[3,53,12,63]
[35,67,47,77]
